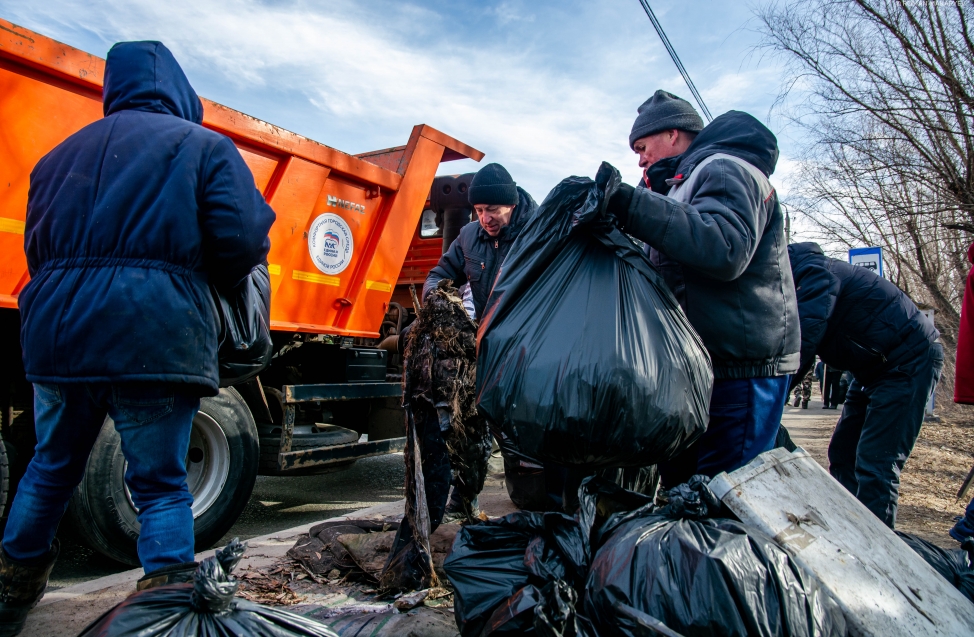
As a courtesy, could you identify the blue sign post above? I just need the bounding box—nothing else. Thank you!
[849,246,884,278]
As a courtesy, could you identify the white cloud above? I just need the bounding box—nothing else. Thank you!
[5,0,809,207]
[9,0,660,198]
[486,1,535,25]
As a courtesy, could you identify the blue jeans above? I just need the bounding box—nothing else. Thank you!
[3,383,199,573]
[660,376,790,486]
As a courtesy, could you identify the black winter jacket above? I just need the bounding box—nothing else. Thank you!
[625,111,800,379]
[788,242,939,385]
[424,187,537,320]
[21,42,276,395]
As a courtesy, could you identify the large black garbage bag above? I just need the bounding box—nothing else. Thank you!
[78,539,338,636]
[380,281,491,593]
[583,485,847,637]
[213,263,273,387]
[895,531,974,603]
[476,162,711,469]
[443,510,590,636]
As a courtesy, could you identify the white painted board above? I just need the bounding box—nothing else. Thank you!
[710,447,974,637]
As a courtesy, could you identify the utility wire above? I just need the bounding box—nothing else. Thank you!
[636,0,713,122]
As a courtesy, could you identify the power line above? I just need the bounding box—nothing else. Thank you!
[636,0,713,122]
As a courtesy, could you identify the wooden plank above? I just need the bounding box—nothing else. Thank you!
[711,448,974,636]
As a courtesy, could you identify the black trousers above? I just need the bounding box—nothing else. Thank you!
[827,342,943,528]
[823,369,843,407]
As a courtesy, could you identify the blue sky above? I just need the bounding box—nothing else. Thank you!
[4,0,799,204]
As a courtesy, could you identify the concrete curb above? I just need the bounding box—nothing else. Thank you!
[24,499,406,636]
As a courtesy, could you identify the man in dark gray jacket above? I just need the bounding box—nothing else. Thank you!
[609,90,800,485]
[415,163,546,516]
[424,163,537,319]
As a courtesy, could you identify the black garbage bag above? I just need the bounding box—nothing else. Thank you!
[443,476,656,637]
[583,479,847,637]
[213,263,273,387]
[476,162,711,470]
[380,281,491,593]
[78,539,338,636]
[495,424,659,514]
[443,510,590,637]
[895,531,974,603]
[774,424,798,452]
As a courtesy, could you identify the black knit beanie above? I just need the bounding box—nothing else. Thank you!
[468,163,518,206]
[629,90,704,149]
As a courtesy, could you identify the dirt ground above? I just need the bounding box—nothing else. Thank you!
[896,411,974,547]
[784,386,974,548]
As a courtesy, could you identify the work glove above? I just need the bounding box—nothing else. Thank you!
[606,182,634,229]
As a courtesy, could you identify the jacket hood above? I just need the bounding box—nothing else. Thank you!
[645,111,779,193]
[103,41,203,124]
[788,241,825,267]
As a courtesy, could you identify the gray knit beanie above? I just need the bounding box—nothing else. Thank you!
[629,90,704,149]
[468,163,518,206]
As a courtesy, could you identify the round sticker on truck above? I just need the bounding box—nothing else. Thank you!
[308,213,354,275]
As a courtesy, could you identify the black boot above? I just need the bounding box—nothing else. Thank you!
[0,540,59,637]
[136,561,199,591]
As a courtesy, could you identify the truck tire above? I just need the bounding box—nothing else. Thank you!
[258,424,359,476]
[65,387,259,566]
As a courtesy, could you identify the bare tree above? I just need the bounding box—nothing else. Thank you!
[758,0,974,341]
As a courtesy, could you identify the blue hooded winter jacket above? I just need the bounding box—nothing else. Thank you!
[20,41,276,395]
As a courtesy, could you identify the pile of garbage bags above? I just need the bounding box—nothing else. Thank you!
[444,477,848,637]
[79,539,338,636]
[476,163,712,470]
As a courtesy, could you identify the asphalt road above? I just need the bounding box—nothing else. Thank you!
[45,405,835,591]
[47,453,405,590]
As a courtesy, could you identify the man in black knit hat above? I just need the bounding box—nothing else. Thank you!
[422,163,544,518]
[607,90,800,487]
[424,162,536,318]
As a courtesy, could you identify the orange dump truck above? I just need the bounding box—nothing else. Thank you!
[0,19,482,563]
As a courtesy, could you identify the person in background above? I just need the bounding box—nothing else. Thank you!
[950,244,974,543]
[0,42,275,636]
[792,370,813,409]
[823,365,845,409]
[607,90,800,487]
[789,242,942,528]
[837,370,854,406]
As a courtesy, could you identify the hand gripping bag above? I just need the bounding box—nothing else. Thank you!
[476,163,711,469]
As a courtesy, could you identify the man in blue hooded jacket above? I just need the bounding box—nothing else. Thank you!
[0,41,275,634]
[607,90,800,486]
